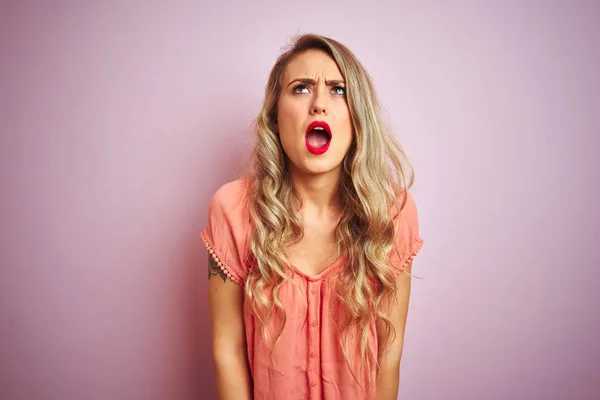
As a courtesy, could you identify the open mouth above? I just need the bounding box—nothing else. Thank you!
[305,121,332,155]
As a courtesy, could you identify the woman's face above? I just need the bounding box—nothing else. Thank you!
[276,49,353,177]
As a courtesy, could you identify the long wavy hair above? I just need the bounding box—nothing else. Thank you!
[245,33,414,385]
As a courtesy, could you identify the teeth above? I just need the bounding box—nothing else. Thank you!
[313,126,324,130]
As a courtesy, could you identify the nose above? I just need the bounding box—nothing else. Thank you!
[310,87,328,115]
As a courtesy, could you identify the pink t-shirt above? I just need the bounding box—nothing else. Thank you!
[201,179,423,400]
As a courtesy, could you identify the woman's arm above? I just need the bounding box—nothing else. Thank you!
[376,262,412,399]
[207,256,253,400]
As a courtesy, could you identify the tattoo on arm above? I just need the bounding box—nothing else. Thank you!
[208,255,227,282]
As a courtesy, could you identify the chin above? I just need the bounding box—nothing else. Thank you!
[301,159,344,176]
[284,146,348,176]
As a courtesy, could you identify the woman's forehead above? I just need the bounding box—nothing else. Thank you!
[283,49,343,83]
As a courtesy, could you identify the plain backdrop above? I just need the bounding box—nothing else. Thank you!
[1,1,599,399]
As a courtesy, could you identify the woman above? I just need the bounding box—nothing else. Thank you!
[201,34,423,400]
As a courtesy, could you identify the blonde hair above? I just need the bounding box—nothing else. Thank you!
[245,33,414,388]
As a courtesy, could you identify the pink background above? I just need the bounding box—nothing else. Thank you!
[1,1,599,399]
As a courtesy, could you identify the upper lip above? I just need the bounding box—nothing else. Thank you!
[306,121,332,137]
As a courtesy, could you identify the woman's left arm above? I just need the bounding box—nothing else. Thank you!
[376,262,412,399]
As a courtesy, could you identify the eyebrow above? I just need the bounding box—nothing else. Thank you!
[287,78,345,87]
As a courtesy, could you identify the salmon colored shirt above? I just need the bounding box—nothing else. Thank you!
[201,179,423,400]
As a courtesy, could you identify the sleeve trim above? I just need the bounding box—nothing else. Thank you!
[394,238,424,276]
[201,231,244,286]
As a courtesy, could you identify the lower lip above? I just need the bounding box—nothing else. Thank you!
[305,138,331,155]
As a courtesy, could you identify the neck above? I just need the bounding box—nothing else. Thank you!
[286,163,343,215]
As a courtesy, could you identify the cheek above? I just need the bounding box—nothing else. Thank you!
[277,99,301,126]
[338,107,353,137]
[335,100,350,122]
[339,113,354,151]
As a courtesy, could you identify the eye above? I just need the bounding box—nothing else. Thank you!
[331,86,346,96]
[292,84,310,94]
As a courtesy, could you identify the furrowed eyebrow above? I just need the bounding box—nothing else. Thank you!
[326,79,345,86]
[287,78,346,87]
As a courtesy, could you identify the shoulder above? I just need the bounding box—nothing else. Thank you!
[206,178,252,244]
[390,187,419,223]
[210,178,251,207]
[203,178,253,284]
[208,178,252,219]
[389,188,423,273]
[204,177,252,251]
[397,190,418,223]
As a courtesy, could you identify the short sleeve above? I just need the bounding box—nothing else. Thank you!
[389,191,424,275]
[200,180,251,285]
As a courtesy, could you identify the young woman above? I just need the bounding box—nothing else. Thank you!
[201,34,423,400]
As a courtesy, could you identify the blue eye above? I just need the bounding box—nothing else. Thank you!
[331,86,346,96]
[292,84,310,94]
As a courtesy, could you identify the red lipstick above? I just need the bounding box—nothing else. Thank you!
[305,121,332,155]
